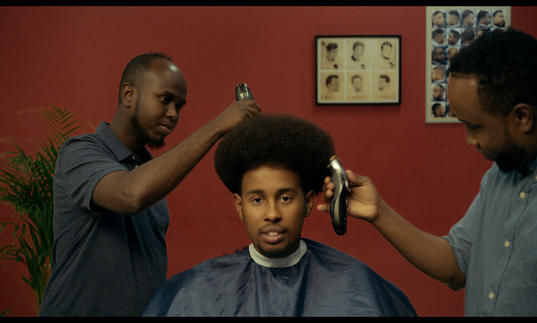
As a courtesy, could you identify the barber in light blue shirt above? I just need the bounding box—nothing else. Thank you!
[318,27,537,316]
[446,159,537,315]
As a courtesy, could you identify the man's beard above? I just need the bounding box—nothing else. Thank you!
[493,137,530,173]
[131,101,165,149]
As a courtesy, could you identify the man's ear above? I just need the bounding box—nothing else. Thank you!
[233,193,244,222]
[512,103,534,133]
[304,191,315,218]
[120,83,137,108]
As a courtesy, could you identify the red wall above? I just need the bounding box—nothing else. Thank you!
[1,6,536,317]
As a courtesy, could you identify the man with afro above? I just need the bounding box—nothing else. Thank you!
[142,114,416,317]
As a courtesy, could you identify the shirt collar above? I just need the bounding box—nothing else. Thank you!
[248,240,307,268]
[95,121,151,163]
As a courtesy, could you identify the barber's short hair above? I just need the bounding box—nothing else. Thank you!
[117,52,172,104]
[214,114,335,195]
[448,27,537,115]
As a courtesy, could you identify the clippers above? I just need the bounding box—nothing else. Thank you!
[235,83,254,101]
[327,155,350,235]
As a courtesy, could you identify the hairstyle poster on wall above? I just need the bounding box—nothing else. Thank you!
[316,35,401,105]
[425,6,510,123]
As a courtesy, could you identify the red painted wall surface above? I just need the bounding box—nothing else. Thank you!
[1,6,536,317]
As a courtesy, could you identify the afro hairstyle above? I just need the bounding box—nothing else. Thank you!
[214,114,335,195]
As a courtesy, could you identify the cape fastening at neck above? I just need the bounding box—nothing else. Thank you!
[248,240,307,268]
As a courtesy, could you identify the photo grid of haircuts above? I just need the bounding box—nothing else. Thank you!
[316,35,401,105]
[425,6,510,123]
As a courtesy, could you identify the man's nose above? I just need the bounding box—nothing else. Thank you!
[265,201,282,222]
[165,104,179,121]
[465,131,478,147]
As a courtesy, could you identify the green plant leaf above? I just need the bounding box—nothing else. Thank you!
[0,104,83,313]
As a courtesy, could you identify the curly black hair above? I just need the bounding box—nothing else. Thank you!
[214,114,335,195]
[448,27,537,116]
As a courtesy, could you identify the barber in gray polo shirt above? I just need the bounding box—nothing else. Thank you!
[39,52,261,317]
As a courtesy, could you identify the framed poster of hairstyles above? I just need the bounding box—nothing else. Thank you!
[425,6,510,123]
[315,35,401,105]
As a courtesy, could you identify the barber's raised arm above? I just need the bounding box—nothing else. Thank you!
[93,100,261,214]
[317,169,466,290]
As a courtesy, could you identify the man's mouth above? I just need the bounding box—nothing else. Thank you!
[157,123,174,135]
[260,226,285,244]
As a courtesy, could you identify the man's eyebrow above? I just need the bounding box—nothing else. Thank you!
[245,189,264,195]
[244,188,297,195]
[276,188,297,195]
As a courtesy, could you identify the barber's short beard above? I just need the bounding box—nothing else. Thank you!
[131,102,165,149]
[494,138,529,174]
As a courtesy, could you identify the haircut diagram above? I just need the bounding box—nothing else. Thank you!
[426,6,511,123]
[316,35,401,105]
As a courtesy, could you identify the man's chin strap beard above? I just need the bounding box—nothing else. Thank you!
[147,140,165,149]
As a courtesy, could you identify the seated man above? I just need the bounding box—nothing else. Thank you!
[142,114,417,317]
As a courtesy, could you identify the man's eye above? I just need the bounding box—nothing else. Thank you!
[466,123,480,131]
[250,197,262,204]
[280,195,292,203]
[160,96,171,105]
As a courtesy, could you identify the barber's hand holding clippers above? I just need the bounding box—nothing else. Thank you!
[211,83,261,135]
[318,167,384,228]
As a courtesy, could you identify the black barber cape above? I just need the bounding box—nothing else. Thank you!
[142,238,417,317]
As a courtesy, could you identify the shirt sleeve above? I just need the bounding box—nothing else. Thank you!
[443,169,492,275]
[55,136,128,212]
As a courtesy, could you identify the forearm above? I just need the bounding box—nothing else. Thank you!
[372,200,466,289]
[94,119,224,213]
[93,98,260,214]
[132,119,223,206]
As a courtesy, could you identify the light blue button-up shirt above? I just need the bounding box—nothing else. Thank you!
[445,158,537,316]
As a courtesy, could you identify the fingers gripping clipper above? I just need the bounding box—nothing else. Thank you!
[327,156,350,235]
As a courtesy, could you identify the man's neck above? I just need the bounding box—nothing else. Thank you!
[110,112,146,155]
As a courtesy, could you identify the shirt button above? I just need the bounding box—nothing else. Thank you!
[504,240,510,248]
[519,192,526,199]
[488,292,495,300]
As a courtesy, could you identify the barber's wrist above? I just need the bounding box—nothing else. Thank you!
[370,199,388,226]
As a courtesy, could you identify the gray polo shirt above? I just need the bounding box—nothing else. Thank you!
[39,122,169,316]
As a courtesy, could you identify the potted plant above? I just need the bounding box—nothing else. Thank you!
[0,105,83,315]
